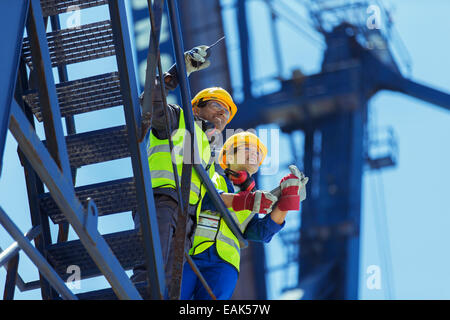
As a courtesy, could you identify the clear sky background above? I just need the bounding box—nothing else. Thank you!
[0,0,449,300]
[236,0,450,299]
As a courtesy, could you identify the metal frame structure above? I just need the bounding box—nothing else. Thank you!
[0,0,248,300]
[1,0,161,300]
[3,0,448,301]
[0,1,28,177]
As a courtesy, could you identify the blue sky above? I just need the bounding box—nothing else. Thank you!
[0,0,449,300]
[239,0,450,299]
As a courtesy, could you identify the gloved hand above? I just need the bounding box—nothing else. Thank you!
[277,165,309,211]
[185,45,211,76]
[232,190,278,214]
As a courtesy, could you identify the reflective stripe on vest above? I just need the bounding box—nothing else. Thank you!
[147,108,213,205]
[190,172,254,272]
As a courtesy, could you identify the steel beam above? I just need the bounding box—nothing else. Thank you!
[166,0,195,299]
[0,0,29,176]
[108,0,165,299]
[26,0,72,183]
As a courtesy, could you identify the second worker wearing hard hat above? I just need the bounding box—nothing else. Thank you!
[180,131,309,300]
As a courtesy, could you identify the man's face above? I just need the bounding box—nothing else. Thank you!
[193,100,230,133]
[227,144,262,175]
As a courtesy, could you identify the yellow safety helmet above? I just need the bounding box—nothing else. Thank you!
[218,131,268,169]
[191,87,237,124]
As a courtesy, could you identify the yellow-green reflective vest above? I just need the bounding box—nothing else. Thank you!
[147,108,214,205]
[189,172,255,272]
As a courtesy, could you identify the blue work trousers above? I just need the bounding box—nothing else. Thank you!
[180,246,238,300]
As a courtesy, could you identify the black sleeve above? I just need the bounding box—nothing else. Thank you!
[162,63,179,91]
[139,71,180,139]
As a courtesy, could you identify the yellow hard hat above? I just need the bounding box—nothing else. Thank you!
[218,131,268,169]
[191,87,237,124]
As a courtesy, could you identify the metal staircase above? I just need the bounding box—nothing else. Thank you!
[1,0,165,300]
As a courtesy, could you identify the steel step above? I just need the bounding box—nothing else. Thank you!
[63,125,130,168]
[23,72,123,122]
[22,20,115,68]
[40,177,137,223]
[76,282,150,300]
[40,0,109,17]
[46,230,144,281]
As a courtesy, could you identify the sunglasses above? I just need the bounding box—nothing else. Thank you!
[207,101,230,117]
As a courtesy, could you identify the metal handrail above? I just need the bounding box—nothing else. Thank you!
[0,206,76,300]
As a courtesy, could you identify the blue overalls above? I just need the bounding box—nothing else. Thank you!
[180,174,284,300]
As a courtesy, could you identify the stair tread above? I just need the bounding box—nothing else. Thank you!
[23,72,123,122]
[64,125,130,168]
[40,177,137,223]
[22,20,115,68]
[40,0,109,17]
[46,230,144,281]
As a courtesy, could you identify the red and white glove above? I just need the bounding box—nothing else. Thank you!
[232,190,278,214]
[278,165,309,211]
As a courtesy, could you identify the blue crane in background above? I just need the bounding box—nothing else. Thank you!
[224,0,450,299]
[0,0,449,300]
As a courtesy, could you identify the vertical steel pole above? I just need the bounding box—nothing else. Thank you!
[166,0,194,299]
[3,255,19,300]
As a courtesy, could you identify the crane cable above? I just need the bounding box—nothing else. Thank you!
[368,105,395,299]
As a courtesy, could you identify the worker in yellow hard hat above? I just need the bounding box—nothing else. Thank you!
[191,87,237,133]
[132,45,240,291]
[180,131,309,300]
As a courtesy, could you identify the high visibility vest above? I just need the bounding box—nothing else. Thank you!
[189,172,255,272]
[147,108,214,205]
